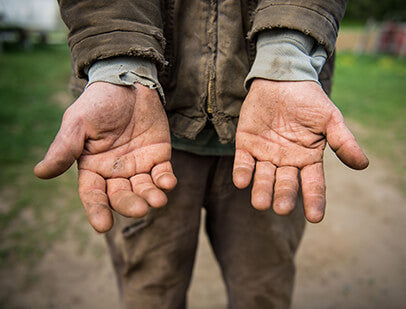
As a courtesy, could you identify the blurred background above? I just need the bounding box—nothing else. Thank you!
[0,0,405,308]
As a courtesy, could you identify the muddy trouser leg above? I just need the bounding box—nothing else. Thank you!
[204,155,306,309]
[105,149,219,309]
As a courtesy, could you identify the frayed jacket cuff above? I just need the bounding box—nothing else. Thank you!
[87,56,165,104]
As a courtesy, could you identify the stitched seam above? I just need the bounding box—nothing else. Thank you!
[255,4,337,34]
[70,29,164,51]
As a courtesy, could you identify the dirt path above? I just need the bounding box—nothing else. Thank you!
[1,144,405,309]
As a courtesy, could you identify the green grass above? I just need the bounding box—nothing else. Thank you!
[0,44,87,266]
[340,19,365,31]
[332,52,406,180]
[0,44,70,173]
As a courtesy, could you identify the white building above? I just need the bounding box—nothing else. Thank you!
[0,0,61,31]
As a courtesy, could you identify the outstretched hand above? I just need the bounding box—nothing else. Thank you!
[34,82,177,232]
[233,78,369,223]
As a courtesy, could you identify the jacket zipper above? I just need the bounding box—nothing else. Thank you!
[206,0,218,115]
[207,71,215,114]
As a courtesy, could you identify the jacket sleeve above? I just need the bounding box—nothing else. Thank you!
[248,0,348,56]
[58,0,165,79]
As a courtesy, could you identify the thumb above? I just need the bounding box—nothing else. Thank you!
[326,109,369,170]
[34,113,85,179]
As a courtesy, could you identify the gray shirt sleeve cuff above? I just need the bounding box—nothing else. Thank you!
[87,57,165,104]
[245,29,328,89]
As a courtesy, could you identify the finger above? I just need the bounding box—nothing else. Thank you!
[326,110,369,170]
[131,174,168,208]
[107,178,149,218]
[78,169,113,233]
[251,161,276,211]
[233,149,255,189]
[151,161,177,191]
[273,166,299,215]
[300,163,326,223]
[34,112,85,179]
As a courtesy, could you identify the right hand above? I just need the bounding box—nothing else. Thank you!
[34,82,177,232]
[233,79,368,223]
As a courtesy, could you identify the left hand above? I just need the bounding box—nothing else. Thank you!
[233,78,369,223]
[34,82,177,232]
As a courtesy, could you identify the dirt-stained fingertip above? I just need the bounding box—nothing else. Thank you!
[273,198,296,216]
[233,168,252,189]
[353,155,369,170]
[142,188,168,208]
[87,204,114,233]
[305,209,325,223]
[33,161,45,178]
[156,173,178,191]
[33,158,75,179]
[114,193,149,218]
[251,191,272,211]
[33,161,54,179]
[337,150,370,171]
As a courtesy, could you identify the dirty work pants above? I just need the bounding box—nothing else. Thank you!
[105,149,306,309]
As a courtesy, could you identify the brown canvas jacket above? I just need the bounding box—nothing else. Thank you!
[60,0,347,143]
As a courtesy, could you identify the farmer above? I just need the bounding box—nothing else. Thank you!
[35,1,368,308]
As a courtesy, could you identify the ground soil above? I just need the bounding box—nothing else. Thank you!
[0,132,405,309]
